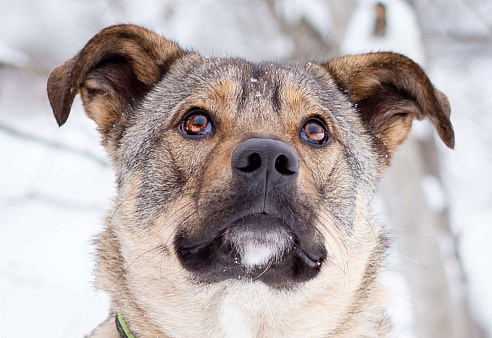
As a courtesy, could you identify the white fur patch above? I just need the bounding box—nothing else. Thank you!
[230,228,291,269]
[219,302,251,338]
[241,242,277,268]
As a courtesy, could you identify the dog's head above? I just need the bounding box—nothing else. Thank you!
[47,24,453,314]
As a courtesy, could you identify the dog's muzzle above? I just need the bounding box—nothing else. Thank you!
[175,138,326,287]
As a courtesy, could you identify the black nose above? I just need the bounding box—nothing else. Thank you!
[231,138,299,190]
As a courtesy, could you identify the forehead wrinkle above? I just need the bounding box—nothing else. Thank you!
[234,68,282,133]
[284,85,309,110]
[287,70,342,128]
[179,61,240,106]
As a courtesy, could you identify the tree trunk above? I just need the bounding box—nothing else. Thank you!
[380,124,480,337]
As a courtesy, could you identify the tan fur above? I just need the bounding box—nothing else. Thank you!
[47,25,454,337]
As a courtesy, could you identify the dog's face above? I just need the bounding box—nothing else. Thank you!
[48,25,454,335]
[128,58,374,287]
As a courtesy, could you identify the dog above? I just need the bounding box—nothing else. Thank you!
[47,24,454,337]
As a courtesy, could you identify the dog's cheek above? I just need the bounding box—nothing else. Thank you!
[174,136,235,202]
[297,155,354,246]
[114,173,188,258]
[302,141,362,238]
[151,195,198,246]
[297,142,355,214]
[134,150,191,225]
[296,153,356,254]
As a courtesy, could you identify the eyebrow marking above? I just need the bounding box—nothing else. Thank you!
[272,80,281,116]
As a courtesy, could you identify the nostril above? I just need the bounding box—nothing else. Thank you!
[236,153,262,173]
[275,155,297,176]
[232,138,300,183]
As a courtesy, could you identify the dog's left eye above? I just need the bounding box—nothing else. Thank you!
[179,109,214,137]
[300,118,330,146]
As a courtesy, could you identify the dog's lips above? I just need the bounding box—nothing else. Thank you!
[179,214,292,262]
[179,213,324,271]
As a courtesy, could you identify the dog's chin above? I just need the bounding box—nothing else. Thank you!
[223,214,293,270]
[175,214,325,287]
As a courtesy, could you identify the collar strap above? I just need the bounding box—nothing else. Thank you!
[115,312,135,338]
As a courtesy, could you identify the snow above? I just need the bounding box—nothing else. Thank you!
[430,52,492,336]
[381,260,416,338]
[341,0,425,65]
[276,0,333,38]
[1,38,114,336]
[0,42,29,68]
[0,202,110,337]
[421,175,446,213]
[417,0,492,40]
[0,108,113,336]
[162,0,293,60]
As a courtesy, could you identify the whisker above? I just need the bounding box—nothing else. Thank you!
[315,210,351,273]
[130,245,169,279]
[163,209,199,249]
[103,244,163,292]
[314,209,354,303]
[252,260,273,281]
[150,200,196,247]
[102,192,138,243]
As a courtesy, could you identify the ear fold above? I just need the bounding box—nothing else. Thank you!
[47,24,186,135]
[325,52,454,165]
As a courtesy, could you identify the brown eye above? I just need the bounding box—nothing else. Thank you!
[300,118,330,146]
[179,109,214,137]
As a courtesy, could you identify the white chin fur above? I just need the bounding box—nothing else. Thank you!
[241,242,278,267]
[230,228,291,269]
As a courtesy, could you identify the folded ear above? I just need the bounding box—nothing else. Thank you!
[47,24,186,136]
[325,52,454,166]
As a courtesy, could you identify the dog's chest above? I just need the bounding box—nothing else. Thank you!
[214,286,299,338]
[219,301,253,338]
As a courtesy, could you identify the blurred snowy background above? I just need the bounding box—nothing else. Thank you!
[0,0,491,337]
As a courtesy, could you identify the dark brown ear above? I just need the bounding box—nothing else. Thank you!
[325,52,454,164]
[47,24,186,134]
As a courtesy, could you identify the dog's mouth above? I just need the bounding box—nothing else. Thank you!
[175,213,326,287]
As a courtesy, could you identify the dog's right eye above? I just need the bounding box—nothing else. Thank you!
[179,109,214,137]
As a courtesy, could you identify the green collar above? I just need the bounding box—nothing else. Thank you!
[115,312,135,338]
